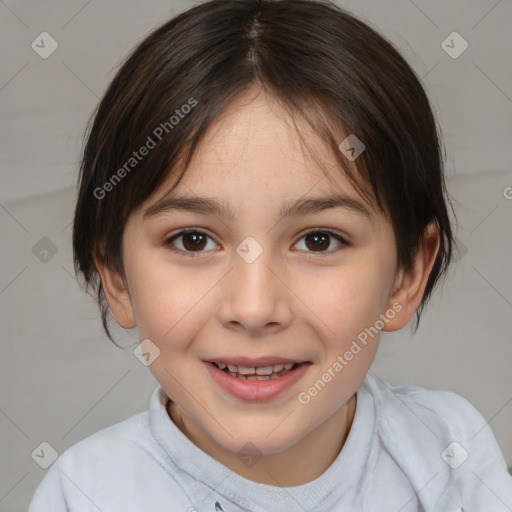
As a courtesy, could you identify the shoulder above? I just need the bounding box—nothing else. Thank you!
[55,384,170,469]
[28,411,152,511]
[364,373,489,439]
[362,373,512,509]
[59,409,150,463]
[53,384,175,478]
[28,387,194,511]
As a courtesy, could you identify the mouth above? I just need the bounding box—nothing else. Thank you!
[208,361,300,380]
[205,359,311,401]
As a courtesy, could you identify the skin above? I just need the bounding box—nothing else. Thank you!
[95,86,440,486]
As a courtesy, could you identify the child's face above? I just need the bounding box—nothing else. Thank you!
[109,88,406,457]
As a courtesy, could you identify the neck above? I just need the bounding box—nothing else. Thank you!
[167,395,357,486]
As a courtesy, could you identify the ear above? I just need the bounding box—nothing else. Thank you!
[382,221,440,332]
[93,253,136,329]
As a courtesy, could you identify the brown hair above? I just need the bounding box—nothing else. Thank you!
[73,0,456,344]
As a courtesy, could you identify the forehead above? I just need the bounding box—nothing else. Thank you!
[142,89,378,222]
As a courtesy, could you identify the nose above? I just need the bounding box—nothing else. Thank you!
[217,243,293,335]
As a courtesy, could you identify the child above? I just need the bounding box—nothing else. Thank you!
[29,0,512,510]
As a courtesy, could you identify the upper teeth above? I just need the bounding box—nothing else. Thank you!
[216,362,295,375]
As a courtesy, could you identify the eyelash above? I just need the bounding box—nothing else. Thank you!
[163,228,349,258]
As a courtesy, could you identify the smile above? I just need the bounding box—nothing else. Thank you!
[205,361,311,401]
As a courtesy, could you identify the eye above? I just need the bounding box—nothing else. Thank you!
[294,229,348,253]
[164,229,219,256]
[164,228,349,257]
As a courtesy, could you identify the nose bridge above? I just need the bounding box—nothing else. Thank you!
[219,235,292,332]
[235,240,275,293]
[232,236,279,306]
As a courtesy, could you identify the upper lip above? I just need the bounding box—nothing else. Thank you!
[205,356,309,367]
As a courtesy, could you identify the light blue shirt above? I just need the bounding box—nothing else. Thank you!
[28,373,512,511]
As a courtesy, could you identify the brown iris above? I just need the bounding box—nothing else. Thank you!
[181,232,207,251]
[304,232,330,251]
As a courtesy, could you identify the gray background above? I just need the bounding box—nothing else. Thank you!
[1,0,511,510]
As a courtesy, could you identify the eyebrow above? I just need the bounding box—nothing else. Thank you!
[143,192,372,221]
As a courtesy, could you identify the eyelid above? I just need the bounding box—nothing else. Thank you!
[298,227,348,242]
[166,227,217,239]
[293,228,349,253]
[164,228,220,257]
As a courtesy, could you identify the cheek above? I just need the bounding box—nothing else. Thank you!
[296,268,385,410]
[302,262,387,337]
[128,254,214,345]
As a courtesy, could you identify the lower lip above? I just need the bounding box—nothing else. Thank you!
[204,361,311,401]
